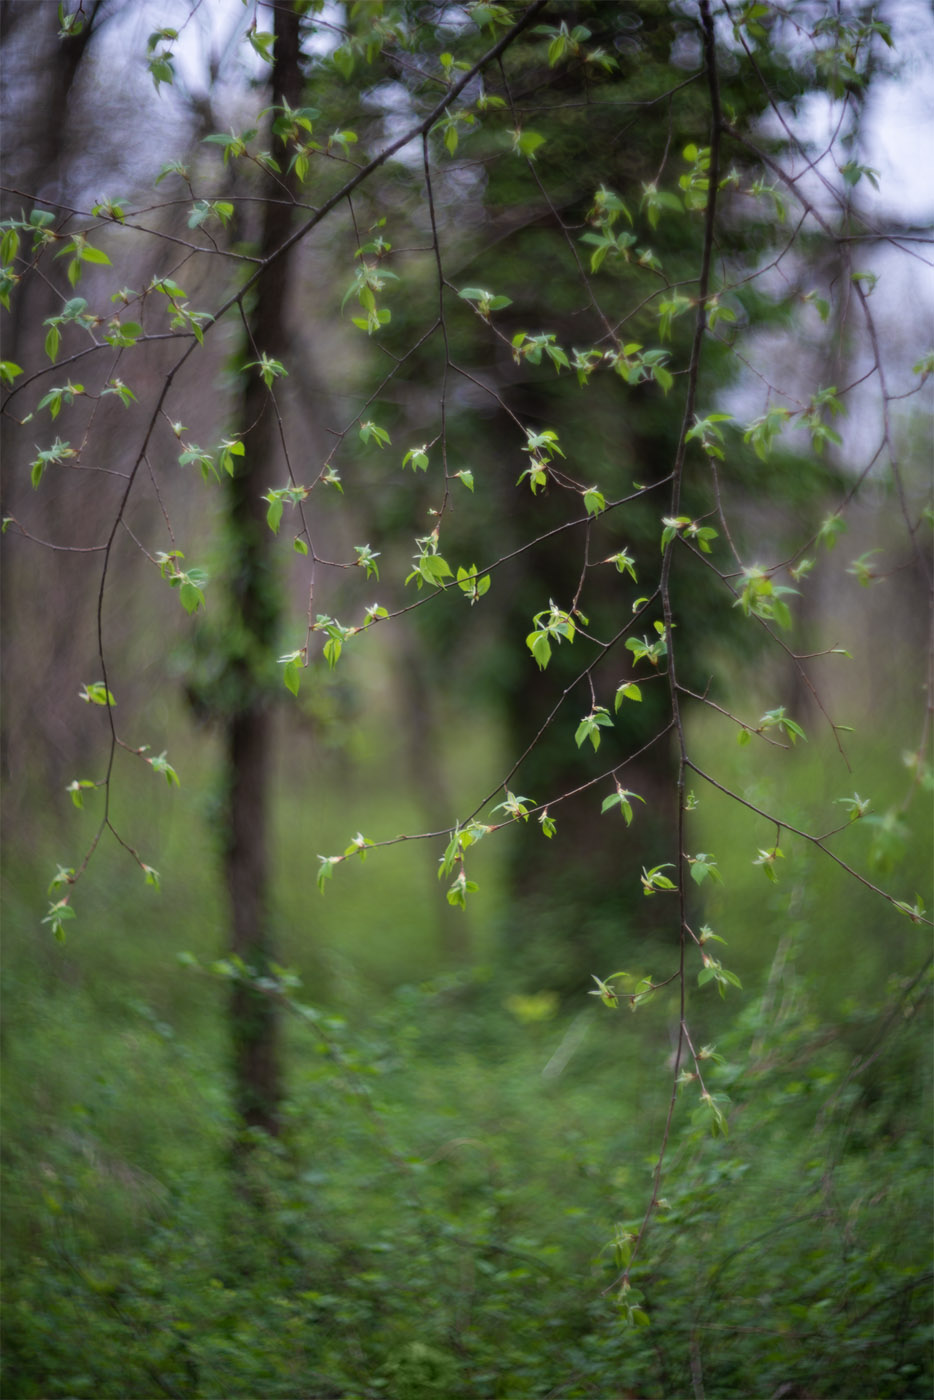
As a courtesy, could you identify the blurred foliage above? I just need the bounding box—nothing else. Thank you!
[2,699,931,1396]
[2,882,930,1397]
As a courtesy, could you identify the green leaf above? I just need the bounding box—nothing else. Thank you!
[467,2,512,30]
[583,487,606,517]
[42,898,75,943]
[48,863,75,894]
[457,564,490,604]
[689,853,722,886]
[641,864,677,896]
[178,576,206,614]
[65,779,96,809]
[247,28,275,63]
[512,129,546,160]
[625,633,668,668]
[588,974,621,1010]
[79,681,115,706]
[575,707,613,752]
[147,752,180,786]
[526,630,552,670]
[265,494,284,534]
[218,438,244,476]
[316,854,341,893]
[698,962,742,1000]
[148,54,176,90]
[328,129,358,156]
[44,324,61,362]
[606,549,637,582]
[601,787,644,826]
[759,706,807,745]
[279,651,304,697]
[1,226,19,265]
[101,378,136,406]
[446,869,479,908]
[146,26,178,51]
[614,683,642,709]
[402,447,429,472]
[359,420,391,449]
[341,832,373,862]
[893,894,926,924]
[155,160,189,185]
[354,544,380,580]
[753,847,784,882]
[458,287,511,317]
[836,792,871,821]
[847,549,883,586]
[492,793,535,828]
[37,382,84,419]
[351,309,391,334]
[418,553,453,587]
[245,354,287,389]
[653,363,673,393]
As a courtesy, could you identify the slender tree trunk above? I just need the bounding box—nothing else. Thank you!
[225,4,302,1145]
[0,0,108,803]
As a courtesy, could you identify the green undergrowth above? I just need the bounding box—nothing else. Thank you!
[2,930,930,1398]
[2,703,931,1398]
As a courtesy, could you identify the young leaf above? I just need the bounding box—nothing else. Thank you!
[512,128,546,160]
[583,487,606,517]
[600,787,644,826]
[752,847,784,882]
[575,707,613,752]
[614,682,642,709]
[688,853,722,886]
[79,682,115,707]
[641,864,677,896]
[456,565,490,604]
[606,549,637,582]
[316,854,342,893]
[42,897,75,943]
[359,420,391,449]
[589,974,621,1009]
[65,779,96,809]
[402,446,429,472]
[147,752,180,786]
[446,869,479,909]
[493,792,535,822]
[279,650,304,697]
[527,630,552,670]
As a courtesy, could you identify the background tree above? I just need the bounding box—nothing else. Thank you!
[221,0,303,1148]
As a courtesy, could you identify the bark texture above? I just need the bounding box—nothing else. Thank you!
[225,5,303,1143]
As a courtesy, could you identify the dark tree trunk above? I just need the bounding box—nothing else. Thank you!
[0,0,110,804]
[225,4,303,1145]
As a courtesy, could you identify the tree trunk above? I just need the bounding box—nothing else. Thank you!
[225,4,303,1146]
